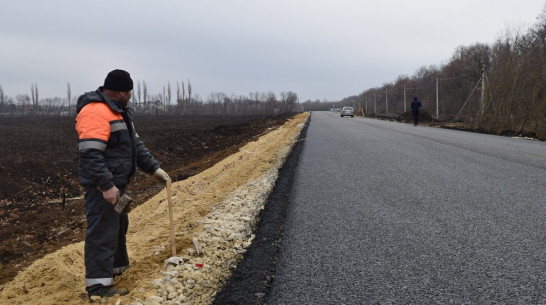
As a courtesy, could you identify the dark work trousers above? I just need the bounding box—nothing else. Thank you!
[412,109,419,125]
[84,185,129,293]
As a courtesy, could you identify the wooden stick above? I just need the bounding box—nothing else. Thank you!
[166,180,176,256]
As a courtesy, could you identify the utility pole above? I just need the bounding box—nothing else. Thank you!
[365,96,368,114]
[374,91,377,114]
[403,84,407,112]
[436,77,439,119]
[480,63,485,115]
[385,88,388,114]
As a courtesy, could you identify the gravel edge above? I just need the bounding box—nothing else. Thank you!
[212,114,311,305]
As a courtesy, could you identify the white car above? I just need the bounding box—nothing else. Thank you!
[340,107,354,117]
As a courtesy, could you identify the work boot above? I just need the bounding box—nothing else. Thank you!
[88,285,129,299]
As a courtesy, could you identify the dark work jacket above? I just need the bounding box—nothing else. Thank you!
[411,100,422,111]
[75,87,159,190]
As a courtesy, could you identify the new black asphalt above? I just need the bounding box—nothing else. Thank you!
[216,111,546,304]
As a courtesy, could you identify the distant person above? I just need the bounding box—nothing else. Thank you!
[75,69,171,299]
[411,96,422,126]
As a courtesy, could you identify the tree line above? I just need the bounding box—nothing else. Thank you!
[0,79,301,117]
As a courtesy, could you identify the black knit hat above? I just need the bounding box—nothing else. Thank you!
[103,69,134,91]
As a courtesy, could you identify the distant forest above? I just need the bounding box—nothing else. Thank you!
[302,5,545,138]
[0,80,301,117]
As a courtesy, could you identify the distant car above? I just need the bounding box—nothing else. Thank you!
[340,106,354,117]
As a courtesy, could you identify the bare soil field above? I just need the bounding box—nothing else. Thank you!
[0,114,288,286]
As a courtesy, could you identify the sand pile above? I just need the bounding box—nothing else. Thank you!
[0,112,309,305]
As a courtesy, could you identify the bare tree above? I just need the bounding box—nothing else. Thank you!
[279,91,298,115]
[30,83,39,115]
[0,85,7,114]
[207,92,216,115]
[135,80,141,109]
[143,81,148,109]
[222,93,230,115]
[264,91,276,115]
[181,81,186,101]
[163,85,166,110]
[167,81,172,111]
[187,79,192,115]
[66,82,71,113]
[0,85,4,108]
[16,94,31,114]
[181,81,186,115]
[176,82,181,114]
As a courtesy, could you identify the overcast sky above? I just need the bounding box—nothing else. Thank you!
[1,0,544,102]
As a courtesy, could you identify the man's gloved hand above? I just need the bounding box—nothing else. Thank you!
[153,168,171,182]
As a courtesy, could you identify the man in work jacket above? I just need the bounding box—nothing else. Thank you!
[75,69,170,299]
[411,96,422,126]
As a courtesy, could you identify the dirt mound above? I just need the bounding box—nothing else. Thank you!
[498,129,538,139]
[397,109,433,123]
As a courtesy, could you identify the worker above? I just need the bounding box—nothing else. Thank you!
[75,69,170,298]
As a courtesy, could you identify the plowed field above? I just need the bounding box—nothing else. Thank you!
[0,114,288,286]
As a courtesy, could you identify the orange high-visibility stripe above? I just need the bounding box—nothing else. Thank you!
[76,103,123,142]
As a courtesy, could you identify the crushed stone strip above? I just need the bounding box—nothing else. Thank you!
[129,117,308,305]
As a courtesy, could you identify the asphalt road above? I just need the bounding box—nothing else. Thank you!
[266,111,546,304]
